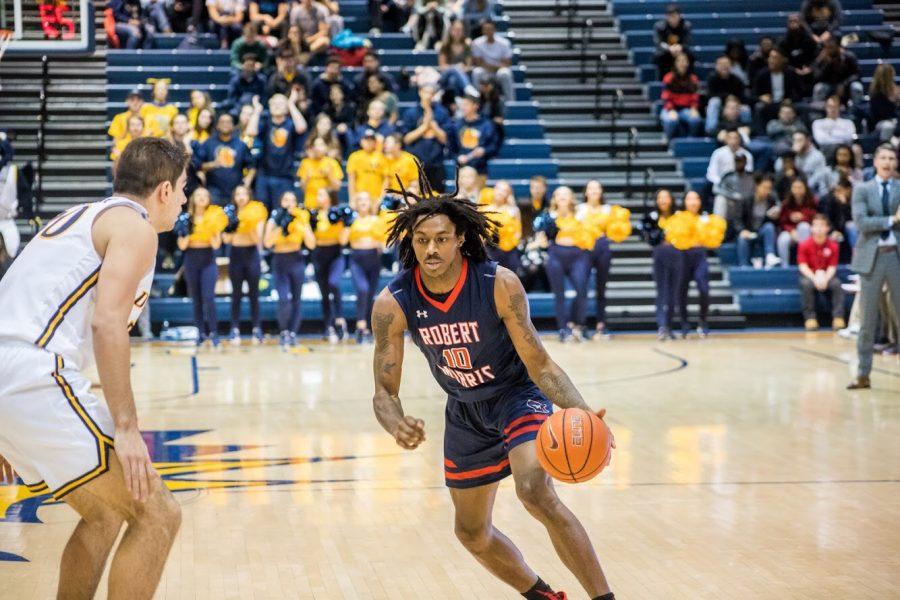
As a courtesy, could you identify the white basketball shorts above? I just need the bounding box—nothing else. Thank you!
[0,341,115,499]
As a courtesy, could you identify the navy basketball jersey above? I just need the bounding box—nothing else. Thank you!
[388,259,532,403]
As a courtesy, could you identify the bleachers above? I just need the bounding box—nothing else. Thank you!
[112,0,564,327]
[611,0,894,322]
[728,266,854,315]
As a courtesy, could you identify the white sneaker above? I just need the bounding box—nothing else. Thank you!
[751,257,763,269]
[765,254,781,269]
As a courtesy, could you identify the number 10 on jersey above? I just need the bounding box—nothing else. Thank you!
[442,347,472,370]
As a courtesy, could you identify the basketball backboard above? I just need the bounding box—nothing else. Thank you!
[0,0,94,55]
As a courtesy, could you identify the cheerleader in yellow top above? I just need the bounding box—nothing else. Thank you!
[578,180,633,338]
[222,185,268,344]
[482,180,523,272]
[310,189,352,342]
[641,189,680,339]
[667,190,726,338]
[535,185,593,342]
[263,191,316,348]
[174,187,228,347]
[340,192,386,343]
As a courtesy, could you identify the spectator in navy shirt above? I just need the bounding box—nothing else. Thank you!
[311,57,350,115]
[196,113,256,204]
[400,83,454,192]
[246,90,309,209]
[249,0,288,38]
[266,47,310,98]
[110,0,155,49]
[226,53,268,116]
[352,99,397,151]
[353,51,398,102]
[653,4,693,78]
[451,93,498,181]
[705,55,749,136]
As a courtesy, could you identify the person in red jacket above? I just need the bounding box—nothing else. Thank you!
[777,177,818,266]
[797,213,845,330]
[660,52,702,140]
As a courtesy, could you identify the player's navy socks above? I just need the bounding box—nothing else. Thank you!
[522,577,555,599]
[592,593,615,600]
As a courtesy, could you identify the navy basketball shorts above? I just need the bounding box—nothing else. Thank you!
[443,386,553,489]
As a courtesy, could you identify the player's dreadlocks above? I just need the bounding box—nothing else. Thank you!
[384,161,499,269]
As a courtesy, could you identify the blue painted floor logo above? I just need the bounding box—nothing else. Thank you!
[0,430,361,562]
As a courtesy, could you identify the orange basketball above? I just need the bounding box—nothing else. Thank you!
[536,408,612,483]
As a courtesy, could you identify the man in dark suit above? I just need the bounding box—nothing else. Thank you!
[848,144,900,389]
[752,47,805,130]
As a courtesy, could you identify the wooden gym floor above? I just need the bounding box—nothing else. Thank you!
[1,332,898,599]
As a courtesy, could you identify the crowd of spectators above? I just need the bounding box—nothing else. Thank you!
[106,0,514,211]
[652,2,898,275]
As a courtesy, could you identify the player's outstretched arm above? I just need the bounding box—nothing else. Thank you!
[495,267,602,415]
[92,207,159,502]
[371,289,426,450]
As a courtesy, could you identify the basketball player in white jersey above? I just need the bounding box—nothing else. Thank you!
[0,137,188,599]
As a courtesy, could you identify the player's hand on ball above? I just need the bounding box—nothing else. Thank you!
[0,454,16,485]
[115,426,157,502]
[394,416,426,450]
[595,408,616,459]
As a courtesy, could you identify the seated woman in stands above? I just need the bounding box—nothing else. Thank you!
[659,52,702,141]
[776,177,817,267]
[577,180,631,339]
[193,107,216,143]
[437,19,476,99]
[481,180,522,273]
[143,78,178,138]
[867,63,899,143]
[534,186,593,342]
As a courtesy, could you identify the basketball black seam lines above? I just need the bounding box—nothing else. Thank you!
[539,424,569,477]
[573,409,593,476]
[560,409,576,483]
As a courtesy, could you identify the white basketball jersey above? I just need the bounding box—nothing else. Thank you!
[0,197,154,370]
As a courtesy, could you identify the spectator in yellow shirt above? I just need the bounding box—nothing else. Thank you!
[111,114,146,162]
[346,129,389,206]
[383,133,418,190]
[142,78,178,137]
[298,136,344,209]
[107,89,161,147]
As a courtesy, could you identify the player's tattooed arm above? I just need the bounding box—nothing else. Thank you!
[371,290,426,450]
[495,267,593,412]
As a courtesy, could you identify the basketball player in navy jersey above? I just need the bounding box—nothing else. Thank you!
[371,169,616,600]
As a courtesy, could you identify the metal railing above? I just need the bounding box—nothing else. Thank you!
[564,0,578,48]
[610,89,624,156]
[625,127,638,198]
[642,168,656,211]
[579,19,593,82]
[35,55,49,207]
[593,53,606,120]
